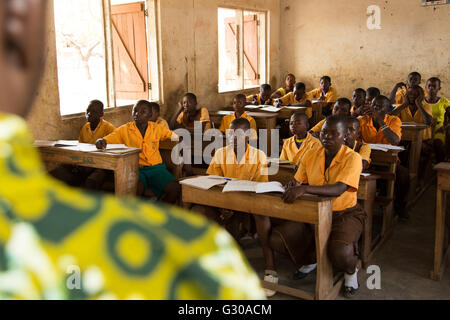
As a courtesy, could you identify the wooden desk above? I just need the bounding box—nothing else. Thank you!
[210,111,278,155]
[368,148,403,250]
[38,146,140,196]
[312,102,327,125]
[181,184,342,300]
[269,165,379,267]
[431,163,450,280]
[401,123,428,198]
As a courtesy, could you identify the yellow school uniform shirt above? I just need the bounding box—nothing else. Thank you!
[280,133,322,166]
[276,87,288,97]
[279,92,313,118]
[308,86,338,103]
[394,103,432,140]
[219,112,258,139]
[353,141,372,164]
[103,121,174,167]
[427,97,450,143]
[0,112,265,300]
[155,117,169,129]
[359,114,402,145]
[246,94,273,106]
[294,145,362,211]
[207,145,269,182]
[395,88,428,105]
[79,118,116,144]
[311,119,325,133]
[176,108,211,131]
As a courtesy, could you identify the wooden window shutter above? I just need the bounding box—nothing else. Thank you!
[111,2,149,100]
[243,14,259,86]
[224,17,239,81]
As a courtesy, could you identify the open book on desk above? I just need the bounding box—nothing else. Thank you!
[180,175,231,190]
[222,180,285,194]
[369,144,405,152]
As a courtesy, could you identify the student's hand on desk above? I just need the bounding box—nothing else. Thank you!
[283,179,299,190]
[282,185,307,204]
[95,138,107,150]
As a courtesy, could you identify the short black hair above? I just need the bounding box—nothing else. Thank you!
[260,84,272,92]
[354,88,366,97]
[320,75,331,83]
[286,73,296,79]
[366,87,381,98]
[374,95,391,109]
[291,112,309,123]
[324,114,348,132]
[294,82,306,91]
[234,93,247,102]
[149,102,160,113]
[135,100,153,113]
[336,97,352,111]
[409,71,422,79]
[347,116,361,127]
[88,100,104,111]
[427,77,441,87]
[183,93,197,103]
[231,117,251,130]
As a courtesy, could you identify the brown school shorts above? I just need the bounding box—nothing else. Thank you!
[330,204,367,254]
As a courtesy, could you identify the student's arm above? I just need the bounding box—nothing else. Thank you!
[169,102,185,130]
[283,183,348,203]
[389,102,408,116]
[375,115,401,145]
[270,90,283,99]
[389,82,406,104]
[415,92,433,126]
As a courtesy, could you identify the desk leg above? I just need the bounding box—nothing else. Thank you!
[315,201,337,300]
[381,163,397,237]
[114,155,139,196]
[431,188,448,280]
[408,135,422,198]
[361,181,376,268]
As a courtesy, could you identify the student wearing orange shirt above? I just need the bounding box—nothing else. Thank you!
[271,74,296,99]
[389,72,422,105]
[256,115,364,298]
[308,76,338,116]
[51,100,116,190]
[345,117,371,171]
[219,94,257,139]
[149,102,169,129]
[97,100,180,204]
[360,95,410,219]
[274,82,313,118]
[351,88,369,117]
[247,84,274,105]
[170,93,211,132]
[310,98,352,138]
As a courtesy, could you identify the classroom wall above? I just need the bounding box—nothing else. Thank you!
[279,0,450,99]
[27,0,281,140]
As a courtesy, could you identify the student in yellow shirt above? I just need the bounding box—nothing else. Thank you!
[351,88,369,117]
[389,72,422,105]
[308,76,338,116]
[170,93,211,132]
[365,87,381,107]
[310,98,352,137]
[0,0,265,300]
[280,112,321,166]
[193,118,268,241]
[247,84,274,105]
[96,100,180,204]
[256,115,364,298]
[51,100,116,190]
[274,82,313,118]
[345,117,371,171]
[219,94,257,139]
[149,102,169,129]
[270,74,296,99]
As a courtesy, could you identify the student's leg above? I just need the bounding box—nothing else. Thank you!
[191,205,221,224]
[254,215,276,272]
[433,138,446,164]
[85,169,108,190]
[139,164,179,204]
[50,165,83,186]
[395,165,410,219]
[161,181,180,204]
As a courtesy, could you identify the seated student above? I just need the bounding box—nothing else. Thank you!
[365,87,381,106]
[1,0,264,300]
[149,102,169,129]
[280,112,321,167]
[351,88,368,117]
[345,117,371,171]
[193,118,268,240]
[247,84,274,105]
[274,82,313,118]
[170,93,211,132]
[360,95,410,219]
[96,100,180,204]
[255,115,364,298]
[424,77,450,163]
[50,100,116,189]
[389,71,423,105]
[271,74,296,99]
[219,94,257,139]
[310,98,352,137]
[307,76,338,116]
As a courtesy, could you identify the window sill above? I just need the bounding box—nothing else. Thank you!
[61,104,134,121]
[218,87,260,95]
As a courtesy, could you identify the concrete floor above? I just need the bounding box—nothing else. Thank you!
[241,185,450,300]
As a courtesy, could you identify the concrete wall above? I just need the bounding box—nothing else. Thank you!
[279,0,450,99]
[27,0,281,140]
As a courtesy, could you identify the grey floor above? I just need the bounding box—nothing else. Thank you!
[241,185,450,300]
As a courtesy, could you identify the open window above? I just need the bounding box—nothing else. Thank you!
[218,8,267,93]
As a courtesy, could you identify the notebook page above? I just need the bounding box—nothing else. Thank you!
[222,180,258,193]
[255,181,285,194]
